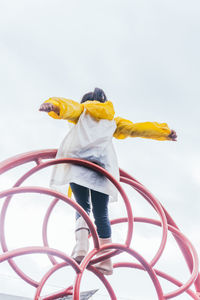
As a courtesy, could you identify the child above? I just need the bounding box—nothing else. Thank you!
[39,87,177,275]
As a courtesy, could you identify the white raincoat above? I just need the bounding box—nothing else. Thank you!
[50,109,119,202]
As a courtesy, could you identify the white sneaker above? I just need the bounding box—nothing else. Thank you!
[71,217,89,263]
[94,237,113,275]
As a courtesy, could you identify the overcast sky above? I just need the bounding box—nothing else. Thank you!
[0,0,200,299]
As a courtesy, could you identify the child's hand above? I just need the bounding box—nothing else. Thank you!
[39,103,60,115]
[168,129,177,141]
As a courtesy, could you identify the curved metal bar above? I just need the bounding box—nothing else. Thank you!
[0,155,133,284]
[73,243,164,300]
[87,265,117,300]
[34,262,68,300]
[0,246,80,273]
[24,158,133,246]
[121,176,168,267]
[42,198,59,266]
[119,168,142,185]
[114,262,199,300]
[0,149,130,176]
[74,249,99,300]
[0,186,99,248]
[0,162,60,276]
[120,169,200,293]
[139,218,199,299]
[0,149,57,175]
[35,261,117,300]
[111,217,199,299]
[41,286,73,300]
[9,158,133,260]
[0,186,99,286]
[0,166,54,287]
[0,150,199,299]
[35,158,43,165]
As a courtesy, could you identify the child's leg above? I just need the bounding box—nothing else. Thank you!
[70,182,91,218]
[70,183,90,263]
[90,190,111,238]
[91,190,113,275]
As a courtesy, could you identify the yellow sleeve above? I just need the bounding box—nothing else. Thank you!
[83,100,115,120]
[44,97,84,123]
[114,117,172,141]
[43,98,115,122]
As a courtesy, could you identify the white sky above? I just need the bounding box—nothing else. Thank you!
[0,0,200,299]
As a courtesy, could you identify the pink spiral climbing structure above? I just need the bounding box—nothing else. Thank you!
[0,149,200,300]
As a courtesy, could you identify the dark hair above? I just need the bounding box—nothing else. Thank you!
[81,88,107,103]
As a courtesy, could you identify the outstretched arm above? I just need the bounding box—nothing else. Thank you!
[39,97,84,123]
[114,117,177,141]
[39,98,115,123]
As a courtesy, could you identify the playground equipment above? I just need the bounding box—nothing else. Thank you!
[0,149,200,300]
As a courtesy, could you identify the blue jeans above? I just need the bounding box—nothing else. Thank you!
[70,183,111,238]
